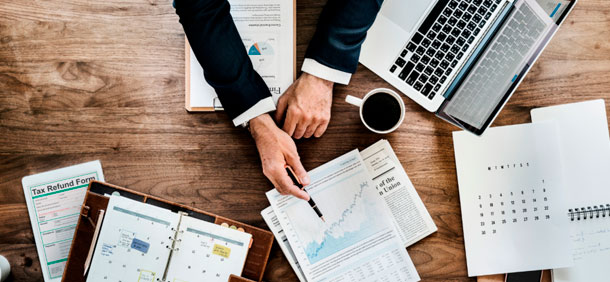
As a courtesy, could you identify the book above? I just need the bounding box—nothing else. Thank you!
[21,160,104,282]
[185,0,296,112]
[530,99,610,282]
[86,195,252,282]
[453,122,573,276]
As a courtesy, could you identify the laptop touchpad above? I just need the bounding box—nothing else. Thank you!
[380,0,435,33]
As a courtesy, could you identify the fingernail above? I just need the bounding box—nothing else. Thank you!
[303,174,311,184]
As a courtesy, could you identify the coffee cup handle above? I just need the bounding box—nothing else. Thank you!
[345,95,363,107]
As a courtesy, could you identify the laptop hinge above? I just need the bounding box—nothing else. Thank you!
[442,0,516,100]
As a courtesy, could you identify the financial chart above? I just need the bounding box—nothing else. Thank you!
[286,180,386,264]
[242,35,278,74]
[268,150,420,282]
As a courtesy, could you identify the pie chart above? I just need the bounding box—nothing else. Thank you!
[247,41,275,70]
[248,41,274,56]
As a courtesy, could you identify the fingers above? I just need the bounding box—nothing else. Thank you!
[283,109,298,137]
[274,95,288,122]
[275,169,310,201]
[285,152,310,186]
[293,122,308,139]
[313,119,329,138]
[303,123,318,139]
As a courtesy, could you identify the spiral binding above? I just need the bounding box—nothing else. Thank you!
[568,204,610,221]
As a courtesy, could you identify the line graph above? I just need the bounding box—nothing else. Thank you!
[286,179,388,264]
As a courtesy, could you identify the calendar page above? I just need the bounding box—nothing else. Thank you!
[87,196,180,282]
[453,122,573,276]
[164,215,251,282]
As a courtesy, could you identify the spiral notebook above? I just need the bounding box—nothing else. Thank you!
[531,99,610,282]
[86,195,252,282]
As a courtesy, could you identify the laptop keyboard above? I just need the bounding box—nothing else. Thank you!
[389,0,502,100]
[443,1,547,128]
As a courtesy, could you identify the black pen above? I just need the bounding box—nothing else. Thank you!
[285,165,325,222]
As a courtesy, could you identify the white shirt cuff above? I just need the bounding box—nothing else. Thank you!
[301,58,352,85]
[232,97,276,127]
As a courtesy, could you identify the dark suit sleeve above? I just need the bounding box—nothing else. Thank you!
[175,0,271,120]
[305,0,384,74]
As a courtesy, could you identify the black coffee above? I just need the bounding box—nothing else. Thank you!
[361,93,401,132]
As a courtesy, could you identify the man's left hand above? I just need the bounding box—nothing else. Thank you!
[275,72,334,139]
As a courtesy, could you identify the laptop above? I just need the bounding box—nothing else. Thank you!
[360,0,576,135]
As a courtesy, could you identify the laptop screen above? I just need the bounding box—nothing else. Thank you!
[436,0,575,135]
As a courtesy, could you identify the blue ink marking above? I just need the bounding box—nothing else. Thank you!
[101,243,114,257]
[511,74,518,82]
[550,3,561,18]
[131,238,150,253]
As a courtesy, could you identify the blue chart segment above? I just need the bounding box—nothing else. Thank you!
[248,42,274,56]
[288,180,387,264]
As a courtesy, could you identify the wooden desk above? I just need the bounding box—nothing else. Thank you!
[0,0,608,281]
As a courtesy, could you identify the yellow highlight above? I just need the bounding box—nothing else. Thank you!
[137,270,155,282]
[212,244,231,258]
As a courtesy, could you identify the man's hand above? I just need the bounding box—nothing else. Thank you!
[250,113,311,200]
[275,72,334,139]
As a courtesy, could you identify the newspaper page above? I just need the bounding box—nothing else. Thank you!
[266,150,419,282]
[22,160,104,282]
[361,140,438,247]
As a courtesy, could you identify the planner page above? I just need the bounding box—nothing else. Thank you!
[453,122,572,276]
[164,215,252,282]
[86,195,180,282]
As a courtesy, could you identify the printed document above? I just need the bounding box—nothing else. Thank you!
[361,139,437,247]
[22,160,104,282]
[261,207,308,282]
[453,123,572,276]
[531,100,610,282]
[187,0,294,110]
[266,150,419,282]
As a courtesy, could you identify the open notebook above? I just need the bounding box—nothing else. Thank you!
[86,195,251,282]
[531,99,610,282]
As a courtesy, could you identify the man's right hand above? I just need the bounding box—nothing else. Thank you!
[249,113,311,200]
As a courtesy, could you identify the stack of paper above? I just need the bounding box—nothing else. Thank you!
[530,100,610,282]
[261,140,437,281]
[453,99,610,280]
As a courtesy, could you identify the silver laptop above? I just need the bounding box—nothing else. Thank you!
[360,0,576,135]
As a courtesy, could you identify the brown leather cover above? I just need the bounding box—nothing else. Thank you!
[62,181,271,282]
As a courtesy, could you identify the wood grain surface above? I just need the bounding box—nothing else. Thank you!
[1,0,609,281]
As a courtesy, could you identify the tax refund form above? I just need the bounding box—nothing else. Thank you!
[22,160,104,282]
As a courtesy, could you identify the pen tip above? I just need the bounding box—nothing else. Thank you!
[321,216,325,222]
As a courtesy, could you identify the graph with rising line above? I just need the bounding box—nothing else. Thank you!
[285,179,388,264]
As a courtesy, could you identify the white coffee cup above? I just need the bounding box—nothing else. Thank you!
[345,88,405,134]
[0,255,10,282]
